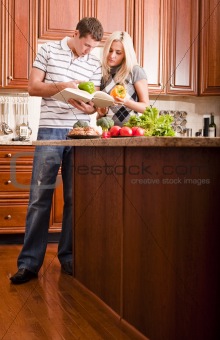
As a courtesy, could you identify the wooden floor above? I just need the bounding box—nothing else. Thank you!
[0,243,145,340]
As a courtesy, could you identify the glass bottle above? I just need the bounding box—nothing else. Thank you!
[208,113,216,137]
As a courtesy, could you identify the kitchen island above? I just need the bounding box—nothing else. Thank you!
[34,137,220,340]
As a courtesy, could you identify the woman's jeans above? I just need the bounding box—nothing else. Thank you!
[17,128,73,273]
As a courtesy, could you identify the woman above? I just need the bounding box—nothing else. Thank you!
[97,31,149,126]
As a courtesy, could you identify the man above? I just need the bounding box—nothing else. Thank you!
[10,17,104,284]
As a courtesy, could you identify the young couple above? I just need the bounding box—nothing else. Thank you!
[10,17,149,284]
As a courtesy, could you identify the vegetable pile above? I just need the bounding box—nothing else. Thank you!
[96,117,115,138]
[124,106,175,136]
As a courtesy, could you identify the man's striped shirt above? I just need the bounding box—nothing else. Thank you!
[33,37,102,128]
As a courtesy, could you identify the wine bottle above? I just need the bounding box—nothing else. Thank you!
[208,113,216,137]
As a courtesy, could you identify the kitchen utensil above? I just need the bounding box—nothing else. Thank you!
[1,101,13,134]
[24,102,32,136]
[19,102,29,139]
[0,103,5,135]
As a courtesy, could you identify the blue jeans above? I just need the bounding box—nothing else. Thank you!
[17,128,73,273]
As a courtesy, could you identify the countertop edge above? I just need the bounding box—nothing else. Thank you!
[32,137,220,147]
[1,137,220,147]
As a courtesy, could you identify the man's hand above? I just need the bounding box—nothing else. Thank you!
[64,80,79,89]
[68,99,97,115]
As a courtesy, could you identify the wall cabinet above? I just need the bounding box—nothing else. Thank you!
[0,146,62,234]
[0,4,3,88]
[134,0,199,96]
[134,0,167,95]
[199,0,220,95]
[166,0,199,95]
[1,0,220,93]
[38,0,134,44]
[0,0,38,90]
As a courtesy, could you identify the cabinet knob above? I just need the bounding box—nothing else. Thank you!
[5,180,12,185]
[5,215,12,220]
[6,153,12,158]
[7,76,13,80]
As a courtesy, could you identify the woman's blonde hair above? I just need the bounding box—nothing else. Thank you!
[102,31,138,84]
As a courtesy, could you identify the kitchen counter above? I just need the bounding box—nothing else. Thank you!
[33,136,220,147]
[68,140,219,340]
[1,136,220,147]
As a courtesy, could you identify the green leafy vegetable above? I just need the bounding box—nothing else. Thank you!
[97,117,114,131]
[124,106,175,136]
[73,120,89,128]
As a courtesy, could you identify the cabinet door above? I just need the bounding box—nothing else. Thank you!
[134,0,167,95]
[199,0,220,95]
[2,0,37,89]
[39,0,134,42]
[0,3,3,88]
[0,146,62,234]
[166,0,199,95]
[96,0,134,40]
[39,0,80,40]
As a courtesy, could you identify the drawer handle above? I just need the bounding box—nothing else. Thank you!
[5,215,12,220]
[6,153,12,158]
[5,180,12,185]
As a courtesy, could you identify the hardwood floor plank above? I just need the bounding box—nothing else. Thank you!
[0,244,146,339]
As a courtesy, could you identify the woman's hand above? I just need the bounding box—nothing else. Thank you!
[96,107,108,116]
[113,96,128,105]
[68,98,97,115]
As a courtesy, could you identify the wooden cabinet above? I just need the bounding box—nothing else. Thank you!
[0,3,3,88]
[72,145,220,340]
[199,0,220,95]
[1,0,219,93]
[0,0,38,89]
[134,0,199,95]
[166,0,199,95]
[0,146,62,234]
[134,0,167,94]
[38,0,134,43]
[39,0,80,40]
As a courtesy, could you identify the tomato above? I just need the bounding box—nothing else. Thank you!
[119,127,133,137]
[132,127,145,136]
[109,126,121,136]
[102,131,111,139]
[110,85,126,99]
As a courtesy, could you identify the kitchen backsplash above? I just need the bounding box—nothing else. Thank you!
[0,93,219,141]
[151,95,220,137]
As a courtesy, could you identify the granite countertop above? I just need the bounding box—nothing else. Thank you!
[0,139,33,146]
[1,137,220,147]
[32,137,220,147]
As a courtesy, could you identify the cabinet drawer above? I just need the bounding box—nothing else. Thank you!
[0,147,34,166]
[0,205,28,228]
[0,172,32,192]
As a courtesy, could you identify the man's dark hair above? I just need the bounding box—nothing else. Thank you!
[76,17,104,41]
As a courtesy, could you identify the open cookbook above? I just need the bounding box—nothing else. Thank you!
[52,88,114,108]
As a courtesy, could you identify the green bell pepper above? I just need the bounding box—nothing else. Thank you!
[78,81,95,94]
